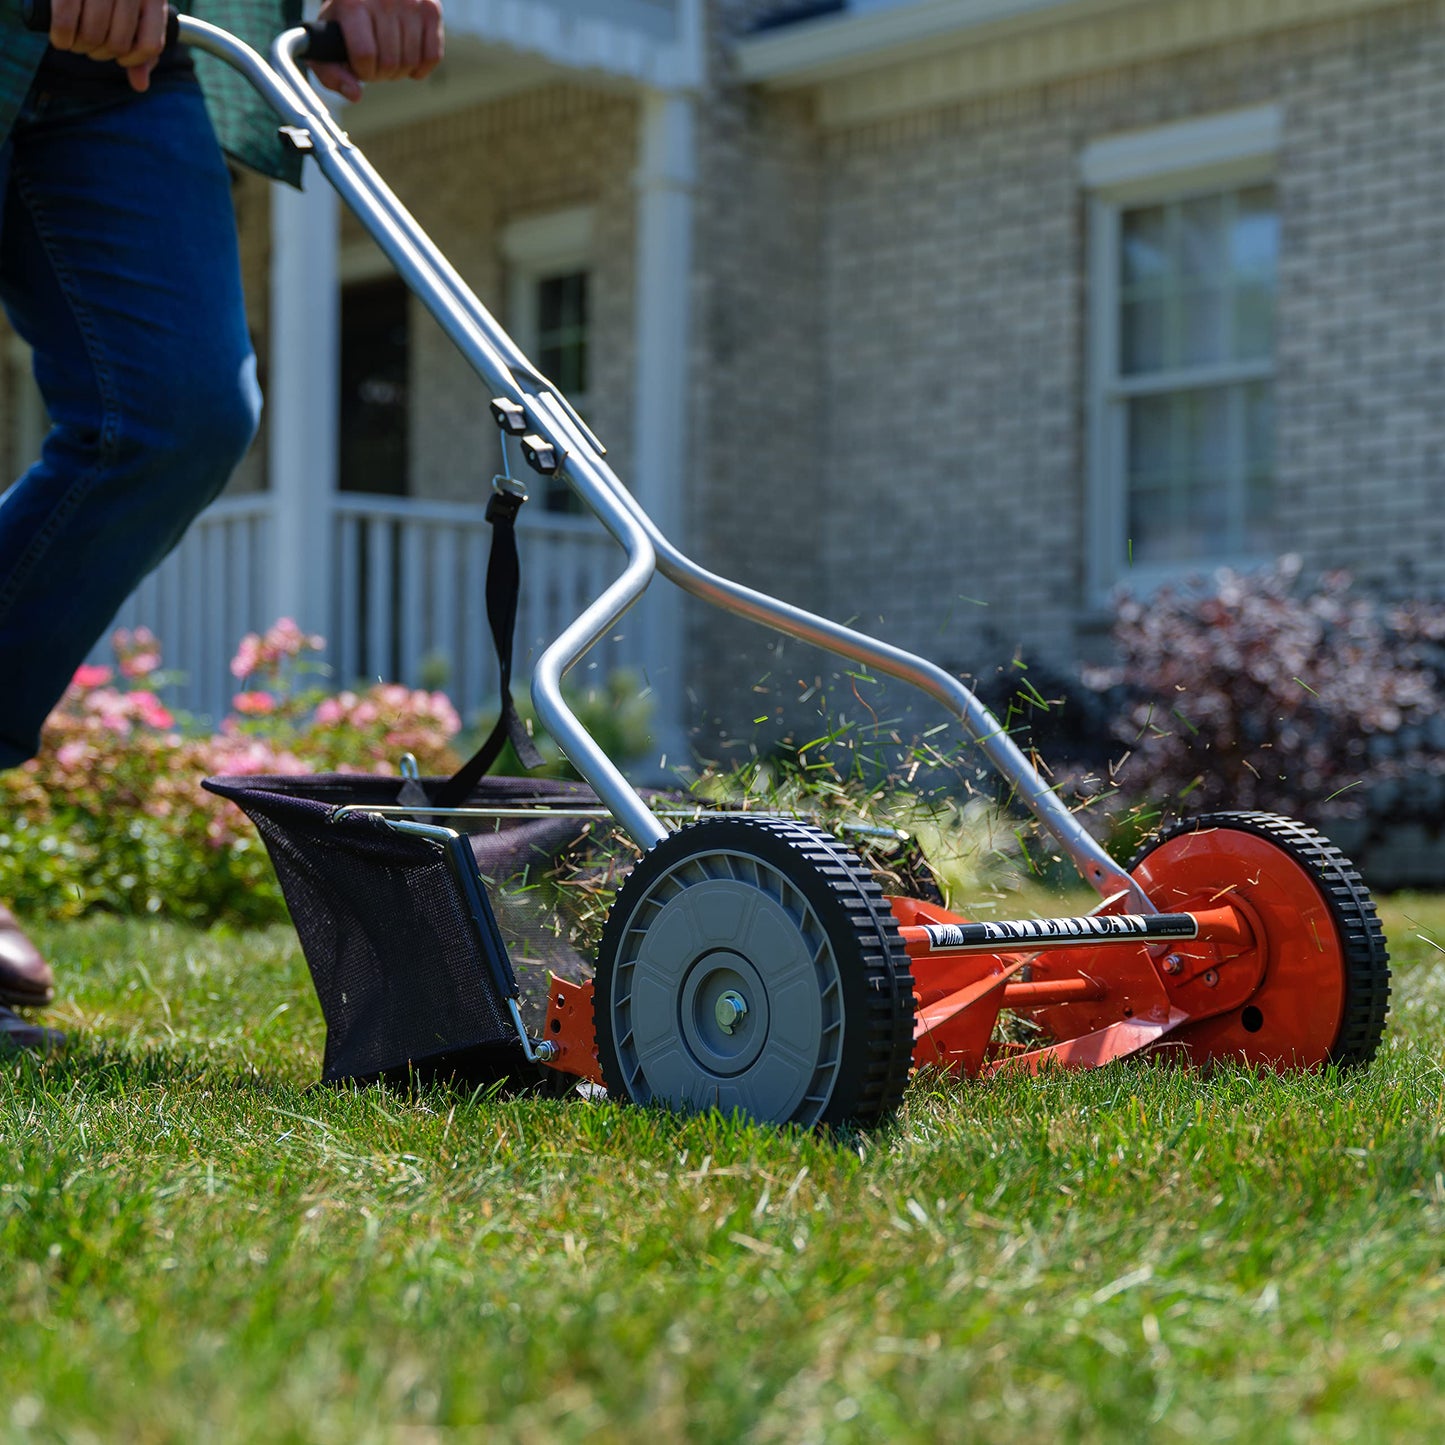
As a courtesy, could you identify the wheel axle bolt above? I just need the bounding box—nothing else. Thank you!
[1163,954,1183,976]
[1203,969,1219,988]
[715,991,749,1034]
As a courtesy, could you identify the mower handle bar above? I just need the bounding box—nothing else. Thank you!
[20,0,349,63]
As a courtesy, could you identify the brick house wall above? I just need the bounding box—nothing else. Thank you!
[685,12,830,757]
[1273,1,1445,595]
[680,0,1445,763]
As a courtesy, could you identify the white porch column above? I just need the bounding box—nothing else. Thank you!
[632,88,696,774]
[267,167,339,639]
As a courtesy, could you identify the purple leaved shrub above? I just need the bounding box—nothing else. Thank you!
[1081,556,1445,830]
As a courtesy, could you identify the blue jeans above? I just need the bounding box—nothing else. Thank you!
[0,78,261,769]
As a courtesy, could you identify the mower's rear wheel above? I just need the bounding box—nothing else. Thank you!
[593,817,915,1127]
[1129,811,1390,1067]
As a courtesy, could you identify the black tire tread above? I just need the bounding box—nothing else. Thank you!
[1130,811,1390,1067]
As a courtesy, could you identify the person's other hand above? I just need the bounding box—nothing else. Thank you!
[47,0,168,92]
[311,0,444,104]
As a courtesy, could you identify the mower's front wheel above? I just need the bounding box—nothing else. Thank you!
[593,817,915,1128]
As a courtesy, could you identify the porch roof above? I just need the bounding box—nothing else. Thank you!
[342,0,703,136]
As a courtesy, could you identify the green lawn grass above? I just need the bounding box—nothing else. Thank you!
[3,896,1445,1442]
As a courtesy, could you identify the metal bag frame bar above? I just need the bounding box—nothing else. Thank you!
[383,816,545,1061]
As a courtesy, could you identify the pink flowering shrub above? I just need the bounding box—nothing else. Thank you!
[114,625,164,682]
[224,619,460,775]
[0,620,462,924]
[304,686,463,773]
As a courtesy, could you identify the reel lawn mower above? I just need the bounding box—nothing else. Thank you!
[34,6,1389,1126]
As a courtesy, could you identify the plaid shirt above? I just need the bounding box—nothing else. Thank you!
[1,0,304,183]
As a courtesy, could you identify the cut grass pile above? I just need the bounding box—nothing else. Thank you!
[3,896,1445,1442]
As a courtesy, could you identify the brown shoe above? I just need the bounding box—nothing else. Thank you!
[0,905,55,1007]
[0,1004,65,1054]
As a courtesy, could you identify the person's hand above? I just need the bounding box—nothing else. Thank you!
[46,0,168,93]
[310,0,444,103]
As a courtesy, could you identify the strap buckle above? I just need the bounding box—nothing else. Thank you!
[487,473,528,524]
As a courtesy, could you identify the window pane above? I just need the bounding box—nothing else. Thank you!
[1184,384,1231,557]
[1179,194,1225,281]
[340,276,409,496]
[533,270,590,513]
[1125,393,1185,565]
[1181,387,1230,476]
[1231,186,1278,277]
[1128,484,1179,562]
[1181,285,1227,367]
[1242,380,1276,554]
[1233,281,1274,360]
[1121,297,1167,374]
[1182,473,1229,556]
[1118,184,1276,374]
[1124,383,1271,565]
[537,271,589,397]
[1127,394,1173,482]
[1110,181,1277,572]
[1121,206,1169,286]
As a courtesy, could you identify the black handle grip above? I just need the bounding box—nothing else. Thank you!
[20,1,348,64]
[298,20,349,64]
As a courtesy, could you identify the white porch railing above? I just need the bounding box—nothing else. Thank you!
[95,492,635,730]
[330,494,639,723]
[90,494,276,725]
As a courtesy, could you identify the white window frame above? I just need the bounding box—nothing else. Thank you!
[1083,105,1282,602]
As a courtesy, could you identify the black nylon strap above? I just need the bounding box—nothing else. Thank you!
[430,488,543,808]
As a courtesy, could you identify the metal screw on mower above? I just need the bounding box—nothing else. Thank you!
[1163,954,1183,975]
[715,991,749,1035]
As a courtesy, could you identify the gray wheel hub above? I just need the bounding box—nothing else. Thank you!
[678,952,769,1075]
[614,861,844,1122]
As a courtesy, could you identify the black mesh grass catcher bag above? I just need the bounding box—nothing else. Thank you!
[203,489,641,1085]
[203,772,618,1085]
